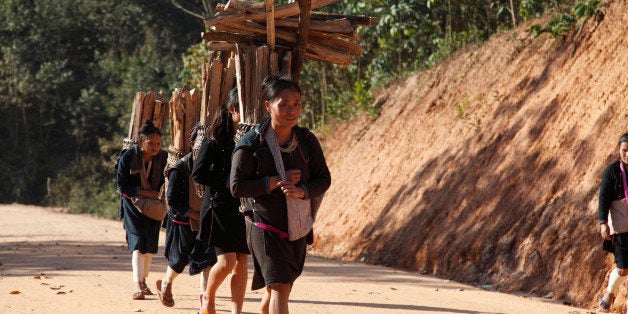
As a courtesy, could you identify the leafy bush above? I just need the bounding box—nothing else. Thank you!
[529,0,605,37]
[47,153,119,219]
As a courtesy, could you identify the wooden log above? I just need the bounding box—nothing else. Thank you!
[270,51,279,75]
[254,46,269,122]
[140,92,157,126]
[171,88,186,152]
[200,63,210,125]
[220,56,236,106]
[128,91,144,140]
[159,99,169,134]
[265,0,275,50]
[305,46,353,65]
[236,44,259,124]
[281,51,292,76]
[310,30,363,56]
[273,17,355,36]
[311,12,379,27]
[190,88,202,129]
[153,100,163,130]
[223,0,264,11]
[205,0,339,28]
[292,0,312,82]
[215,21,297,45]
[202,31,266,44]
[208,55,224,121]
[207,42,236,51]
[183,88,197,154]
[245,46,255,122]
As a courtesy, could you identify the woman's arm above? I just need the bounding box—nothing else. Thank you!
[599,165,617,223]
[301,134,331,199]
[230,148,273,198]
[192,139,228,189]
[116,150,139,197]
[166,169,190,218]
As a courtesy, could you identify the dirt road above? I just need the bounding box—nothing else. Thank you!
[0,204,590,313]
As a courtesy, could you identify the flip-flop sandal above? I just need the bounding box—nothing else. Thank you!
[132,292,145,300]
[156,280,175,307]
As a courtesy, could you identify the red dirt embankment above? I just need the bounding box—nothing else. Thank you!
[311,0,627,309]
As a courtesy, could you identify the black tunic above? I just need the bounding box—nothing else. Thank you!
[230,119,331,290]
[192,138,248,255]
[116,145,167,254]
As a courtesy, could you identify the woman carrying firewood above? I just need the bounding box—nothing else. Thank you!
[193,88,250,314]
[598,133,628,312]
[116,120,168,300]
[155,124,217,308]
[230,76,331,314]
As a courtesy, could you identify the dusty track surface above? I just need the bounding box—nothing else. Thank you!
[0,204,590,313]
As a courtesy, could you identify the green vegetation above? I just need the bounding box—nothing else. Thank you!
[0,0,606,217]
[529,0,605,37]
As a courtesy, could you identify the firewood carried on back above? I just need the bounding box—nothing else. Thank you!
[125,91,168,148]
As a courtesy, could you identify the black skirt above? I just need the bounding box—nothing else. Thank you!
[246,217,307,290]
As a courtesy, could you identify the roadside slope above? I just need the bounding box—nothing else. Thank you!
[311,1,627,308]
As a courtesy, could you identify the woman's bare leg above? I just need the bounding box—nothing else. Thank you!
[201,253,236,313]
[229,253,249,313]
[268,283,291,314]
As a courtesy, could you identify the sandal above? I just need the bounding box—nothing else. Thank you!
[156,280,175,307]
[599,292,615,312]
[139,281,153,295]
[132,292,145,300]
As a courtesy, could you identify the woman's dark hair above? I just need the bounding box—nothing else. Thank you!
[619,133,628,146]
[262,75,300,101]
[138,120,161,139]
[207,88,239,145]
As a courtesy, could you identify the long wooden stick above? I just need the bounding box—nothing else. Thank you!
[311,12,379,27]
[292,0,312,82]
[265,0,275,50]
[202,31,265,44]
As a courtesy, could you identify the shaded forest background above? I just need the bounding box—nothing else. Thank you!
[0,0,598,216]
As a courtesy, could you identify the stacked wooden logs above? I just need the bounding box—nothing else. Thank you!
[201,0,377,126]
[200,53,238,126]
[125,91,168,148]
[202,0,377,68]
[168,87,201,165]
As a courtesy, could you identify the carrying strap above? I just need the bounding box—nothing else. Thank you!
[620,162,628,206]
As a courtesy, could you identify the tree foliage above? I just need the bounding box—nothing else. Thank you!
[0,0,202,208]
[0,0,592,216]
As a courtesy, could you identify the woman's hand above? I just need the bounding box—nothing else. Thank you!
[285,169,301,184]
[601,223,611,240]
[278,181,306,199]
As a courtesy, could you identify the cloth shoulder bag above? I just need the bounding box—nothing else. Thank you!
[133,158,167,221]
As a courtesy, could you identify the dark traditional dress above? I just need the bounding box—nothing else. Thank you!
[230,119,331,290]
[192,137,248,256]
[163,153,217,274]
[598,160,628,268]
[116,145,167,254]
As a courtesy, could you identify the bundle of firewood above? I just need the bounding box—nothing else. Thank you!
[167,87,201,165]
[124,91,168,148]
[202,0,377,67]
[199,54,237,126]
[200,0,376,127]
